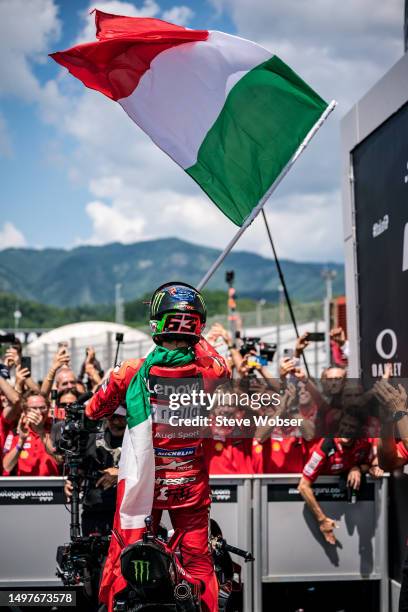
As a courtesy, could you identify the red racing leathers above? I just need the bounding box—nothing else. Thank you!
[85,338,229,612]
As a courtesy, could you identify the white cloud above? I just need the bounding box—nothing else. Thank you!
[76,173,342,262]
[210,0,403,109]
[0,222,27,249]
[258,191,343,262]
[162,6,194,25]
[79,176,227,246]
[76,0,160,44]
[0,0,61,101]
[82,200,146,245]
[35,0,405,262]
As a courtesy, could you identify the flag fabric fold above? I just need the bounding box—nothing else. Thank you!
[51,10,328,225]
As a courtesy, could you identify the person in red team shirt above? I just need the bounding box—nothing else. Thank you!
[0,373,24,474]
[3,392,59,476]
[251,380,315,474]
[205,397,256,475]
[255,436,308,473]
[298,409,378,545]
[86,282,229,612]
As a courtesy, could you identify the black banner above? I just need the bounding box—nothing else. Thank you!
[267,482,374,502]
[0,486,65,505]
[210,485,237,503]
[353,102,408,380]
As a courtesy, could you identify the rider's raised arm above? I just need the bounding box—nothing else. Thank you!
[195,336,231,379]
[85,358,143,420]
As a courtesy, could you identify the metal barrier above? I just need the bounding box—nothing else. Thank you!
[209,476,253,612]
[27,334,153,383]
[0,474,389,611]
[391,579,401,612]
[0,477,68,586]
[253,474,389,612]
[388,468,408,612]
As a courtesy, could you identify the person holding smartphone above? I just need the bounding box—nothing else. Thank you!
[78,346,104,391]
[3,392,60,476]
[40,344,72,398]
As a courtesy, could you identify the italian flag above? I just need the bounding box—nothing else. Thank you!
[51,10,328,226]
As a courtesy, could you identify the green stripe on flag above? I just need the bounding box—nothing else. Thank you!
[186,55,328,226]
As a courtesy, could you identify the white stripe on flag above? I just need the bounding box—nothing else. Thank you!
[119,31,272,168]
[118,419,155,530]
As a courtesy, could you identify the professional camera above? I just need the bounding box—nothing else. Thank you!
[56,393,109,604]
[57,534,110,593]
[57,397,102,456]
[0,333,16,344]
[239,336,277,365]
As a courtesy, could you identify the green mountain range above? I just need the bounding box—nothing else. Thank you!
[0,238,344,307]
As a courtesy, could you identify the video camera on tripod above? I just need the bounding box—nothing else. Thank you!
[238,335,277,367]
[57,392,102,456]
[56,392,110,597]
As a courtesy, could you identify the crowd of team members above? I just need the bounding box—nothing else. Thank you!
[0,326,403,527]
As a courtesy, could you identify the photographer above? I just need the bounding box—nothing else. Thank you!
[54,388,80,420]
[63,407,126,536]
[41,389,83,464]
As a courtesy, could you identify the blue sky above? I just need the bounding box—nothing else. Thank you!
[0,0,234,249]
[0,0,404,261]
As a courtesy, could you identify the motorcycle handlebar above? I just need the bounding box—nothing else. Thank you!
[214,538,255,562]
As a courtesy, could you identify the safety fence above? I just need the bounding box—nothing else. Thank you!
[24,333,153,383]
[16,321,327,383]
[0,474,390,611]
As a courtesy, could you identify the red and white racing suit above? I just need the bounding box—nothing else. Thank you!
[85,338,229,612]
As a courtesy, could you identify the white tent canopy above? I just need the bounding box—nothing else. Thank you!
[27,321,151,380]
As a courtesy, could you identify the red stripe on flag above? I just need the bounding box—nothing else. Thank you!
[50,10,208,100]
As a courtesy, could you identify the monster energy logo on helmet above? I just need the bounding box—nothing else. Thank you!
[151,291,165,317]
[131,559,150,583]
[149,282,207,346]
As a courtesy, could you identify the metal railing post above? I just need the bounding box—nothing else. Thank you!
[253,477,262,612]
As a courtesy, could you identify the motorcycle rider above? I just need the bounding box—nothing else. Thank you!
[85,282,229,612]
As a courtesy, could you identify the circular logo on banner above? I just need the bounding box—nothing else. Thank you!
[375,329,397,359]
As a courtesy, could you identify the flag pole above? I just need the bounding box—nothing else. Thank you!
[261,207,310,377]
[197,99,337,291]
